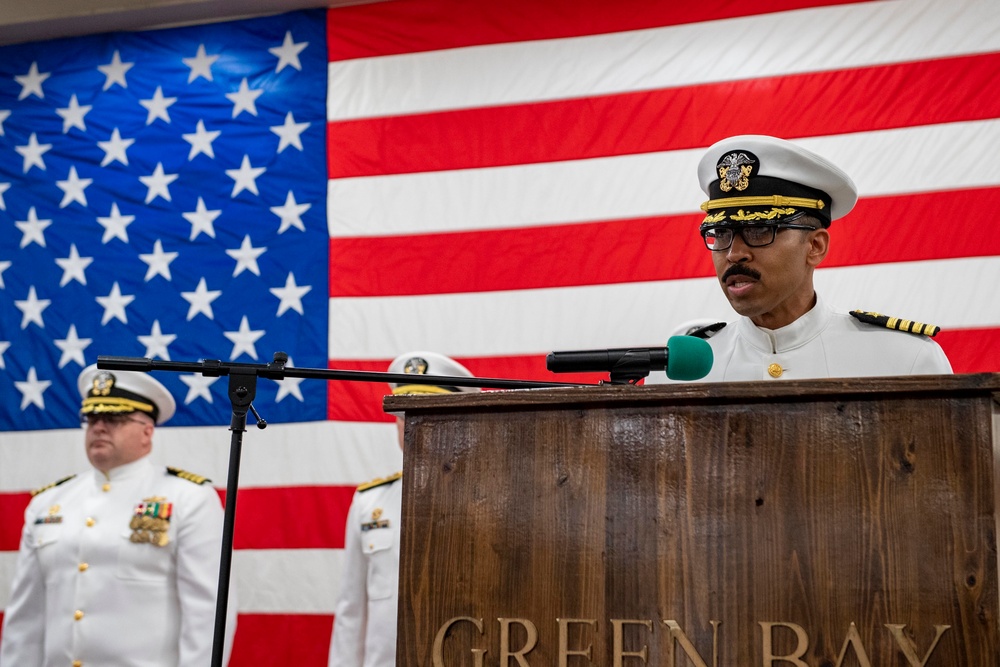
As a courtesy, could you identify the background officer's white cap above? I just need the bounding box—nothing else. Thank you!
[78,364,177,424]
[697,135,858,227]
[387,351,479,395]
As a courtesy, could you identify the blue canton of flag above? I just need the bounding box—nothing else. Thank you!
[0,10,329,430]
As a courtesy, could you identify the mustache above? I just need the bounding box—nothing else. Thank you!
[722,264,761,282]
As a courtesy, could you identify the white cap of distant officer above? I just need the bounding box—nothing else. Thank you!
[387,351,478,447]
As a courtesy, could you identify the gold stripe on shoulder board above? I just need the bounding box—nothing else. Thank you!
[167,466,211,485]
[30,474,76,497]
[849,310,940,337]
[358,471,402,492]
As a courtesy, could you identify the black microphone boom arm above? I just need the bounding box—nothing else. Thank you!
[96,351,589,667]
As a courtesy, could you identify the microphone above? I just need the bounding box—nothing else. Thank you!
[546,335,714,382]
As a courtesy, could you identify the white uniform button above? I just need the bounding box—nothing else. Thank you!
[767,363,783,378]
[102,483,111,492]
[74,610,84,621]
[73,661,82,667]
[86,517,95,527]
[79,562,89,572]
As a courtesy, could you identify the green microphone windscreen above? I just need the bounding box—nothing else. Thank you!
[665,335,714,381]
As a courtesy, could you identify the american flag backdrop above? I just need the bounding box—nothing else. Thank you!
[2,0,1000,664]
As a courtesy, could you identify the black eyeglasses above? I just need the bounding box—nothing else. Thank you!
[81,413,149,428]
[700,223,817,251]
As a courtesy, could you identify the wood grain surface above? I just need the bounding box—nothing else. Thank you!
[395,376,1000,666]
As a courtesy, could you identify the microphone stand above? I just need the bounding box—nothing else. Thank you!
[96,352,587,667]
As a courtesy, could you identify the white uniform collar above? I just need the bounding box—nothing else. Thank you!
[735,293,833,353]
[92,454,154,484]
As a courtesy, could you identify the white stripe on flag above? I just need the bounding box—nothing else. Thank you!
[0,422,400,493]
[327,0,999,121]
[0,549,345,614]
[328,120,1000,237]
[329,257,1000,359]
[233,548,345,614]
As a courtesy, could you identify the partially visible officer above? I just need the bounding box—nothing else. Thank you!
[328,352,478,667]
[694,134,952,381]
[0,364,237,667]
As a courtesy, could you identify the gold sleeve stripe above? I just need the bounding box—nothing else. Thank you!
[166,467,211,485]
[849,310,940,337]
[30,475,76,497]
[358,471,402,492]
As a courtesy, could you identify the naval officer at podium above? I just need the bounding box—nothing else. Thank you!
[686,135,952,381]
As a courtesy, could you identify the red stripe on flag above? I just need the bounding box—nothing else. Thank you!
[0,486,356,551]
[327,357,608,424]
[224,486,356,549]
[230,613,333,667]
[0,492,27,551]
[827,187,1000,267]
[329,214,707,297]
[0,613,335,667]
[933,327,1000,374]
[328,53,1000,178]
[326,0,873,61]
[329,188,1000,298]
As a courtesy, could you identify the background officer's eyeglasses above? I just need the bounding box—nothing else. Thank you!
[81,413,148,428]
[700,223,817,251]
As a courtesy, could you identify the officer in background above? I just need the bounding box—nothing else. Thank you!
[693,134,952,380]
[328,352,478,667]
[0,365,236,667]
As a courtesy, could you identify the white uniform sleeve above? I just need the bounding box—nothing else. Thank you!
[909,339,954,375]
[175,484,238,666]
[0,500,46,667]
[328,492,368,667]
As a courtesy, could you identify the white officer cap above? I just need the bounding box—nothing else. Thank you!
[387,351,479,395]
[697,135,858,227]
[78,364,176,425]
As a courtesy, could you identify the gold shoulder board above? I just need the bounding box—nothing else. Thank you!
[358,471,402,492]
[30,474,76,497]
[167,466,211,485]
[849,310,940,337]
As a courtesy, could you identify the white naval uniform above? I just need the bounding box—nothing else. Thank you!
[701,295,953,381]
[328,474,402,667]
[0,455,237,667]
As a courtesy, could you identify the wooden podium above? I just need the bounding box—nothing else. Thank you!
[385,374,1000,666]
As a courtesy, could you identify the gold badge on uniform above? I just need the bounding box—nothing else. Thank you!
[130,496,172,546]
[361,507,390,532]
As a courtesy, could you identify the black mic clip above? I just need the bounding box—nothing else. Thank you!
[605,349,658,385]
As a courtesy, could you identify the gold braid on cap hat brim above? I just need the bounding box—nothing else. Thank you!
[391,384,456,395]
[700,195,826,212]
[81,397,156,415]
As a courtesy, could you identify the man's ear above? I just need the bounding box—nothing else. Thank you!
[806,228,830,267]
